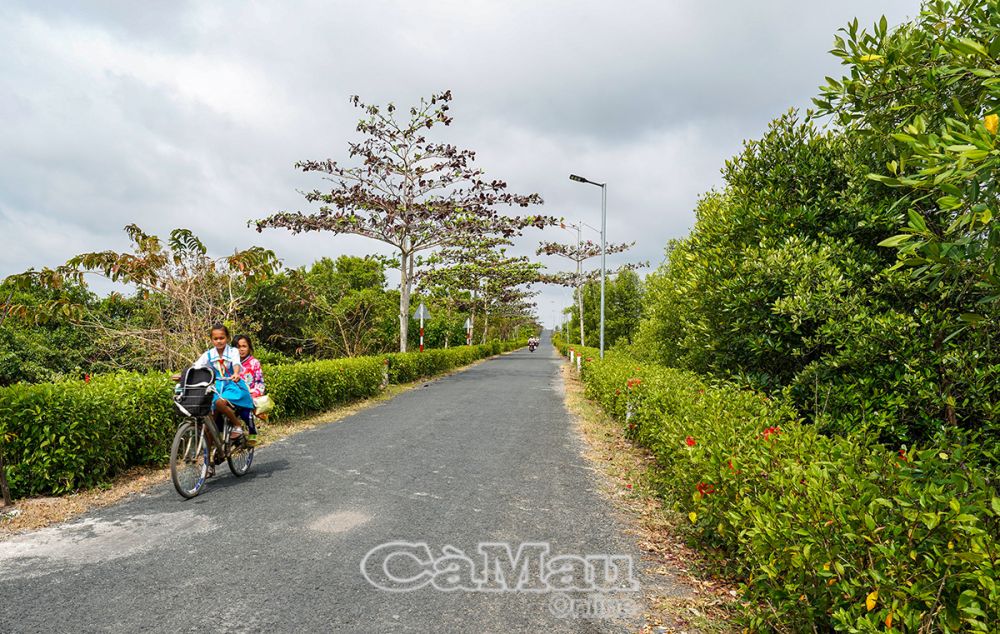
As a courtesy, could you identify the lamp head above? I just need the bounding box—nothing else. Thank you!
[569,174,587,183]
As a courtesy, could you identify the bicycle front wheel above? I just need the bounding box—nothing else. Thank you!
[227,441,254,476]
[170,420,208,498]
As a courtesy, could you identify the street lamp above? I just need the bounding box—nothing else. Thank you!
[558,219,599,349]
[569,173,607,359]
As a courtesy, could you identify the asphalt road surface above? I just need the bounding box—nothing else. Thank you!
[1,335,657,633]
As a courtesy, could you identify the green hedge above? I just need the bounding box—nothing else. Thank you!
[385,340,515,383]
[554,335,999,632]
[0,341,521,498]
[0,372,175,497]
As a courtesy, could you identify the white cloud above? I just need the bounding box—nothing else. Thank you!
[0,0,919,327]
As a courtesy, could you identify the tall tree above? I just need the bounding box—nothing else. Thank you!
[253,91,554,351]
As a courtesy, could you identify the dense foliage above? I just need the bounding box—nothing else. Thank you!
[0,341,520,498]
[563,270,645,349]
[556,336,999,632]
[817,0,1000,319]
[564,3,1000,630]
[6,225,279,372]
[633,105,1000,450]
[245,255,400,358]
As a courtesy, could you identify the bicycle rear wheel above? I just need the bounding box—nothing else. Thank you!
[170,420,208,498]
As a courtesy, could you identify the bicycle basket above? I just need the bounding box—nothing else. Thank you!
[174,366,215,417]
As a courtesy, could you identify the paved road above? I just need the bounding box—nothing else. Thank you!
[1,335,650,633]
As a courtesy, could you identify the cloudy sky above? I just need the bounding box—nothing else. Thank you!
[0,0,918,327]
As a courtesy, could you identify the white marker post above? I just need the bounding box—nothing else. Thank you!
[464,317,472,346]
[413,302,430,352]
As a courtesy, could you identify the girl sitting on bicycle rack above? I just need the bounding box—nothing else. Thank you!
[233,334,266,443]
[193,323,256,448]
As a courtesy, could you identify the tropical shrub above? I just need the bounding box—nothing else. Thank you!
[0,372,175,496]
[556,339,999,632]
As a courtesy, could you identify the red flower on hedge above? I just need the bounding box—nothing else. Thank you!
[727,460,741,474]
[696,482,715,495]
[586,357,593,362]
[84,374,91,383]
[763,426,782,441]
[685,436,696,447]
[897,448,908,462]
[626,378,642,389]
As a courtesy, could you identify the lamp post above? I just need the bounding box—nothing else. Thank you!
[558,219,600,349]
[569,174,607,359]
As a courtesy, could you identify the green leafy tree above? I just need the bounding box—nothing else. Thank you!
[817,0,1000,328]
[632,109,1000,444]
[0,279,114,385]
[418,234,542,344]
[300,256,398,357]
[566,270,645,349]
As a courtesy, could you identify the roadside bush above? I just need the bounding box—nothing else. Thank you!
[0,372,174,496]
[265,357,384,420]
[557,339,999,632]
[0,341,522,499]
[385,341,518,383]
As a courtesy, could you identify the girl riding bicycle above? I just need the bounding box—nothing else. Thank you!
[193,323,256,450]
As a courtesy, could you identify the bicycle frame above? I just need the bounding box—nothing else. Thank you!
[196,415,229,457]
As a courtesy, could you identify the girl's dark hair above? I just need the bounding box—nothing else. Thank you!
[210,322,230,338]
[233,334,254,354]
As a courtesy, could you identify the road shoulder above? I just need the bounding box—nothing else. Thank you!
[558,360,739,633]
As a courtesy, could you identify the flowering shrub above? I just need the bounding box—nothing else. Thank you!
[554,335,999,632]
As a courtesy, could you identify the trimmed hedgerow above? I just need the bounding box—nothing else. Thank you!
[0,341,522,499]
[554,335,999,632]
[385,340,515,383]
[265,356,384,420]
[0,371,175,497]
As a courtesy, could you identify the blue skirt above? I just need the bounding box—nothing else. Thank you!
[213,378,256,411]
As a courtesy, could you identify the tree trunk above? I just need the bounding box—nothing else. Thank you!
[398,248,410,353]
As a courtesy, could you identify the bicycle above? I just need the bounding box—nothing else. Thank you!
[170,368,255,499]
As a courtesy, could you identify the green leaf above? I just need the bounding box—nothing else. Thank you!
[937,196,962,210]
[955,37,988,57]
[908,209,929,232]
[878,234,913,248]
[867,174,903,186]
[959,313,986,324]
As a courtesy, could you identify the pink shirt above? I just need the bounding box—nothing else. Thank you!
[240,355,266,398]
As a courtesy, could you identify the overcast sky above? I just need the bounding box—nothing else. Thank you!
[0,1,919,327]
